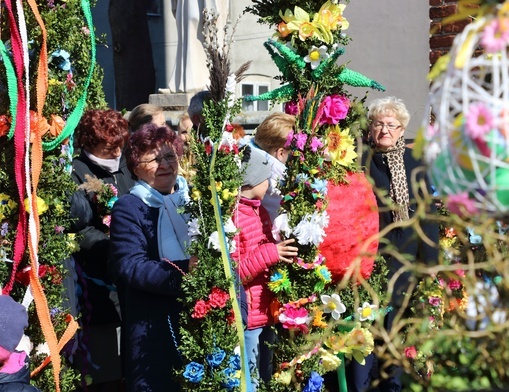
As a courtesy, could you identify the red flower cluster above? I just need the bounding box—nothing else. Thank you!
[191,287,230,319]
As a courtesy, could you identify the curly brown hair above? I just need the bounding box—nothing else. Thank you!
[77,109,129,151]
[125,123,184,178]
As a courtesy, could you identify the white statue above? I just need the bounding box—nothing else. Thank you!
[168,0,229,94]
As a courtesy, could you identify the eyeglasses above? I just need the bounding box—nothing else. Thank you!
[371,122,402,132]
[139,153,178,167]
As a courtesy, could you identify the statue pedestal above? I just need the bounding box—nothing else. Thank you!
[149,92,193,110]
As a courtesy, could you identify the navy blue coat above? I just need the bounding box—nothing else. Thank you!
[108,194,189,392]
[0,354,40,392]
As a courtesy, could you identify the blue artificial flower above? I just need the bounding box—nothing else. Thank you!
[303,371,324,392]
[311,178,328,195]
[107,196,118,209]
[228,354,241,370]
[206,348,226,368]
[183,362,205,383]
[296,173,309,184]
[50,49,71,71]
[221,367,240,391]
[467,227,482,245]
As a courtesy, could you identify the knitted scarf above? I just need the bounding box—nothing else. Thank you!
[370,136,410,222]
[130,178,191,261]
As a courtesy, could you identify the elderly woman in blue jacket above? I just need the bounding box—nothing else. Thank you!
[108,123,196,392]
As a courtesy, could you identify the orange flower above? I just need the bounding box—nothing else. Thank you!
[277,21,291,38]
[49,114,66,137]
[312,309,327,328]
[29,111,49,143]
[444,227,456,238]
[0,115,10,137]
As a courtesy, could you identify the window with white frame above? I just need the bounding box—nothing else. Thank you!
[241,83,270,112]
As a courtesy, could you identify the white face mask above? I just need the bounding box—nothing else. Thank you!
[84,150,121,173]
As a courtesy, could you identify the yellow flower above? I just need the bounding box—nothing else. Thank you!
[313,1,349,44]
[318,348,342,372]
[312,309,328,328]
[66,234,80,252]
[192,189,202,201]
[283,6,319,41]
[343,326,374,365]
[326,126,357,166]
[222,188,238,201]
[55,203,65,215]
[0,193,17,218]
[23,196,48,215]
[48,78,63,86]
[274,371,292,385]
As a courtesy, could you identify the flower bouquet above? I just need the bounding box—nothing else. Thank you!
[78,174,119,228]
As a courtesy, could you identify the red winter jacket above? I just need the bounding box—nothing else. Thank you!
[231,197,280,330]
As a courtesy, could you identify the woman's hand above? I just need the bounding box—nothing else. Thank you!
[276,238,298,263]
[188,256,198,272]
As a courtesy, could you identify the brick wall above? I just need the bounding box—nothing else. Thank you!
[429,0,476,66]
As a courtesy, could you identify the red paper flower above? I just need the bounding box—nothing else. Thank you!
[404,346,417,359]
[320,172,379,282]
[208,287,230,308]
[0,115,10,137]
[191,299,211,319]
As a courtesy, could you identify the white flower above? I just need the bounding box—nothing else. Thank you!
[357,302,377,322]
[273,213,292,242]
[229,239,236,253]
[292,211,328,246]
[219,130,236,150]
[187,218,201,238]
[304,45,329,70]
[35,342,50,356]
[424,141,440,163]
[16,335,33,355]
[225,74,236,94]
[224,218,237,234]
[208,231,220,251]
[321,294,346,320]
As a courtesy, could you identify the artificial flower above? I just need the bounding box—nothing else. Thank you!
[279,303,312,333]
[191,189,202,201]
[208,287,229,308]
[221,367,241,390]
[315,265,332,283]
[0,115,10,137]
[282,7,317,41]
[318,348,342,372]
[428,297,441,307]
[357,302,377,322]
[311,178,328,195]
[319,95,350,125]
[188,218,201,238]
[343,326,374,364]
[284,101,299,115]
[404,346,418,359]
[273,213,292,239]
[35,342,50,356]
[268,269,291,293]
[480,18,509,53]
[183,362,205,383]
[293,211,329,246]
[191,300,210,319]
[208,231,221,251]
[314,1,349,36]
[321,293,346,320]
[23,196,49,215]
[206,348,226,368]
[277,21,291,38]
[446,192,479,217]
[465,102,494,139]
[304,45,329,70]
[312,309,328,328]
[48,115,65,137]
[310,136,324,152]
[303,371,324,392]
[295,132,308,150]
[325,125,357,166]
[274,370,292,385]
[50,49,71,71]
[29,111,50,142]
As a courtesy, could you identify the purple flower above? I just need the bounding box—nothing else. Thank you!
[284,101,299,115]
[428,297,441,306]
[303,371,324,392]
[310,136,324,152]
[55,225,65,234]
[284,130,294,148]
[295,132,308,150]
[319,95,350,125]
[1,222,8,236]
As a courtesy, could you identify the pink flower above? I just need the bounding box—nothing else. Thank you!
[481,18,509,53]
[455,268,466,278]
[446,192,479,217]
[278,304,311,333]
[428,297,441,307]
[106,183,118,196]
[319,95,350,125]
[208,287,230,308]
[102,215,111,227]
[448,279,461,290]
[466,102,494,139]
[284,101,299,115]
[284,130,294,148]
[404,346,417,359]
[310,137,324,152]
[295,132,308,150]
[191,300,210,319]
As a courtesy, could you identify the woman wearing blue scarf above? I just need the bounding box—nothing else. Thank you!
[108,123,197,391]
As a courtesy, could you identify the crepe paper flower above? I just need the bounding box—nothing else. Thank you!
[208,231,221,251]
[0,194,17,219]
[268,269,291,293]
[480,18,509,53]
[309,136,324,152]
[206,348,226,368]
[187,218,201,238]
[274,371,293,385]
[404,346,418,359]
[319,95,350,125]
[315,265,332,283]
[444,227,456,238]
[293,216,325,246]
[273,213,292,238]
[312,309,328,329]
[284,130,294,148]
[315,1,349,34]
[279,304,312,333]
[221,367,241,390]
[303,371,324,392]
[183,362,205,383]
[208,287,230,308]
[29,111,50,142]
[357,302,377,322]
[318,348,342,372]
[465,102,494,140]
[0,115,10,137]
[344,327,375,364]
[304,45,329,70]
[50,49,72,71]
[467,226,482,245]
[448,279,462,291]
[446,192,479,217]
[428,297,441,307]
[284,100,299,115]
[23,196,49,215]
[191,299,211,319]
[295,132,308,150]
[321,294,346,320]
[325,126,357,166]
[311,178,328,195]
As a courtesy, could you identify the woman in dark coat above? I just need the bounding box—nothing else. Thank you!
[70,109,134,390]
[108,124,196,392]
[347,97,440,392]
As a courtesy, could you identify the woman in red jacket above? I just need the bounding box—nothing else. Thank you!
[231,147,298,390]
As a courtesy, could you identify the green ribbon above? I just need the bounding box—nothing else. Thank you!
[0,39,19,139]
[337,353,347,391]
